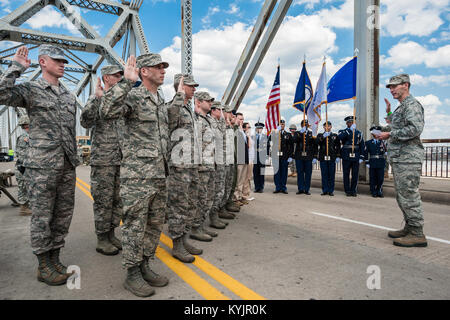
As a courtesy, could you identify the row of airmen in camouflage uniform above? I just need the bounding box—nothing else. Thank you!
[1,44,252,298]
[0,44,427,298]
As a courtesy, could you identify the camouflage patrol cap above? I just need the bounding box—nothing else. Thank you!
[211,101,223,110]
[38,45,68,63]
[174,73,199,87]
[194,91,214,102]
[136,53,169,69]
[224,104,233,113]
[386,74,410,88]
[18,115,30,126]
[101,65,123,77]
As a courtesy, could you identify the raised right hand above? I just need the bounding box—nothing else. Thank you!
[124,55,139,82]
[95,77,104,98]
[13,46,31,70]
[384,98,391,114]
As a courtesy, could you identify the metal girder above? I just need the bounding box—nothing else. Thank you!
[131,14,149,54]
[2,0,49,27]
[181,0,192,75]
[222,0,277,105]
[230,0,293,110]
[0,60,86,73]
[67,0,124,15]
[55,0,101,40]
[75,56,103,96]
[0,43,39,59]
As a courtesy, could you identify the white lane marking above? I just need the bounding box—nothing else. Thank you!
[310,211,450,245]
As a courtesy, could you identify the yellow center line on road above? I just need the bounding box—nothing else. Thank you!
[75,177,232,300]
[159,233,266,300]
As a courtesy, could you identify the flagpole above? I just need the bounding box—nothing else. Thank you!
[351,49,359,156]
[326,103,329,157]
[277,60,281,155]
[302,56,306,155]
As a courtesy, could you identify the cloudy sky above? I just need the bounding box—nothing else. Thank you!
[1,0,449,138]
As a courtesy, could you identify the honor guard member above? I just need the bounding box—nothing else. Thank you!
[208,101,229,230]
[80,65,124,256]
[364,125,387,198]
[270,119,293,194]
[316,121,341,196]
[167,73,204,264]
[338,116,365,197]
[253,121,267,193]
[0,45,79,286]
[191,91,216,242]
[292,120,317,195]
[376,73,427,247]
[288,124,297,178]
[101,54,180,297]
[15,115,32,215]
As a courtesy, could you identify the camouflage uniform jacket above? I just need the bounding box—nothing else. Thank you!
[196,113,215,172]
[100,78,185,179]
[384,95,424,163]
[223,123,234,166]
[0,61,79,169]
[80,94,122,166]
[167,99,201,168]
[15,131,29,167]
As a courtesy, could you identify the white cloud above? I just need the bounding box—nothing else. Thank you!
[415,94,450,139]
[382,41,450,68]
[25,6,82,36]
[201,6,220,25]
[226,3,240,15]
[409,74,450,87]
[380,0,449,37]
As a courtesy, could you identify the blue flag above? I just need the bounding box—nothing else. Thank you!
[292,61,313,112]
[327,56,357,104]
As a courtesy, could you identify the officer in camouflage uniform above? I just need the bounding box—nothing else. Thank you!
[376,74,427,247]
[190,91,216,242]
[80,65,124,256]
[15,115,32,216]
[100,54,184,297]
[167,73,203,263]
[208,102,229,230]
[224,108,241,213]
[0,45,79,286]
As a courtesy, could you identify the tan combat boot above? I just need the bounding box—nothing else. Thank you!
[108,228,122,250]
[388,225,409,238]
[218,208,235,220]
[49,248,74,276]
[172,237,195,263]
[190,226,213,242]
[209,211,227,229]
[393,227,428,247]
[183,233,203,255]
[202,226,218,238]
[19,203,32,216]
[96,232,119,256]
[36,252,70,286]
[124,266,155,297]
[140,257,169,287]
[226,202,240,212]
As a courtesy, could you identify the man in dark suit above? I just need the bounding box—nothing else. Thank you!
[365,125,387,197]
[270,119,293,194]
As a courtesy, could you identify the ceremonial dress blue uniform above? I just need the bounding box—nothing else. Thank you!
[338,117,365,196]
[365,137,387,197]
[253,124,267,192]
[292,129,317,194]
[316,125,340,195]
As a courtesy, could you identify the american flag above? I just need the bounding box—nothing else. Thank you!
[265,65,281,135]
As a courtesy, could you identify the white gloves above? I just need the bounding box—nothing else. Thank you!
[366,164,370,168]
[300,127,307,133]
[312,158,317,164]
[276,125,281,131]
[359,159,364,164]
[335,157,340,163]
[351,124,356,131]
[323,132,330,138]
[287,157,293,163]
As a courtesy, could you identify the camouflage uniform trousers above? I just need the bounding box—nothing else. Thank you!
[27,156,76,255]
[391,162,424,228]
[167,167,199,240]
[226,163,238,205]
[121,178,167,269]
[193,170,215,228]
[90,165,122,235]
[210,164,225,216]
[221,164,234,208]
[14,167,29,205]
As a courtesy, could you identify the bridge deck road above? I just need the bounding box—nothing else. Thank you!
[1,163,449,300]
